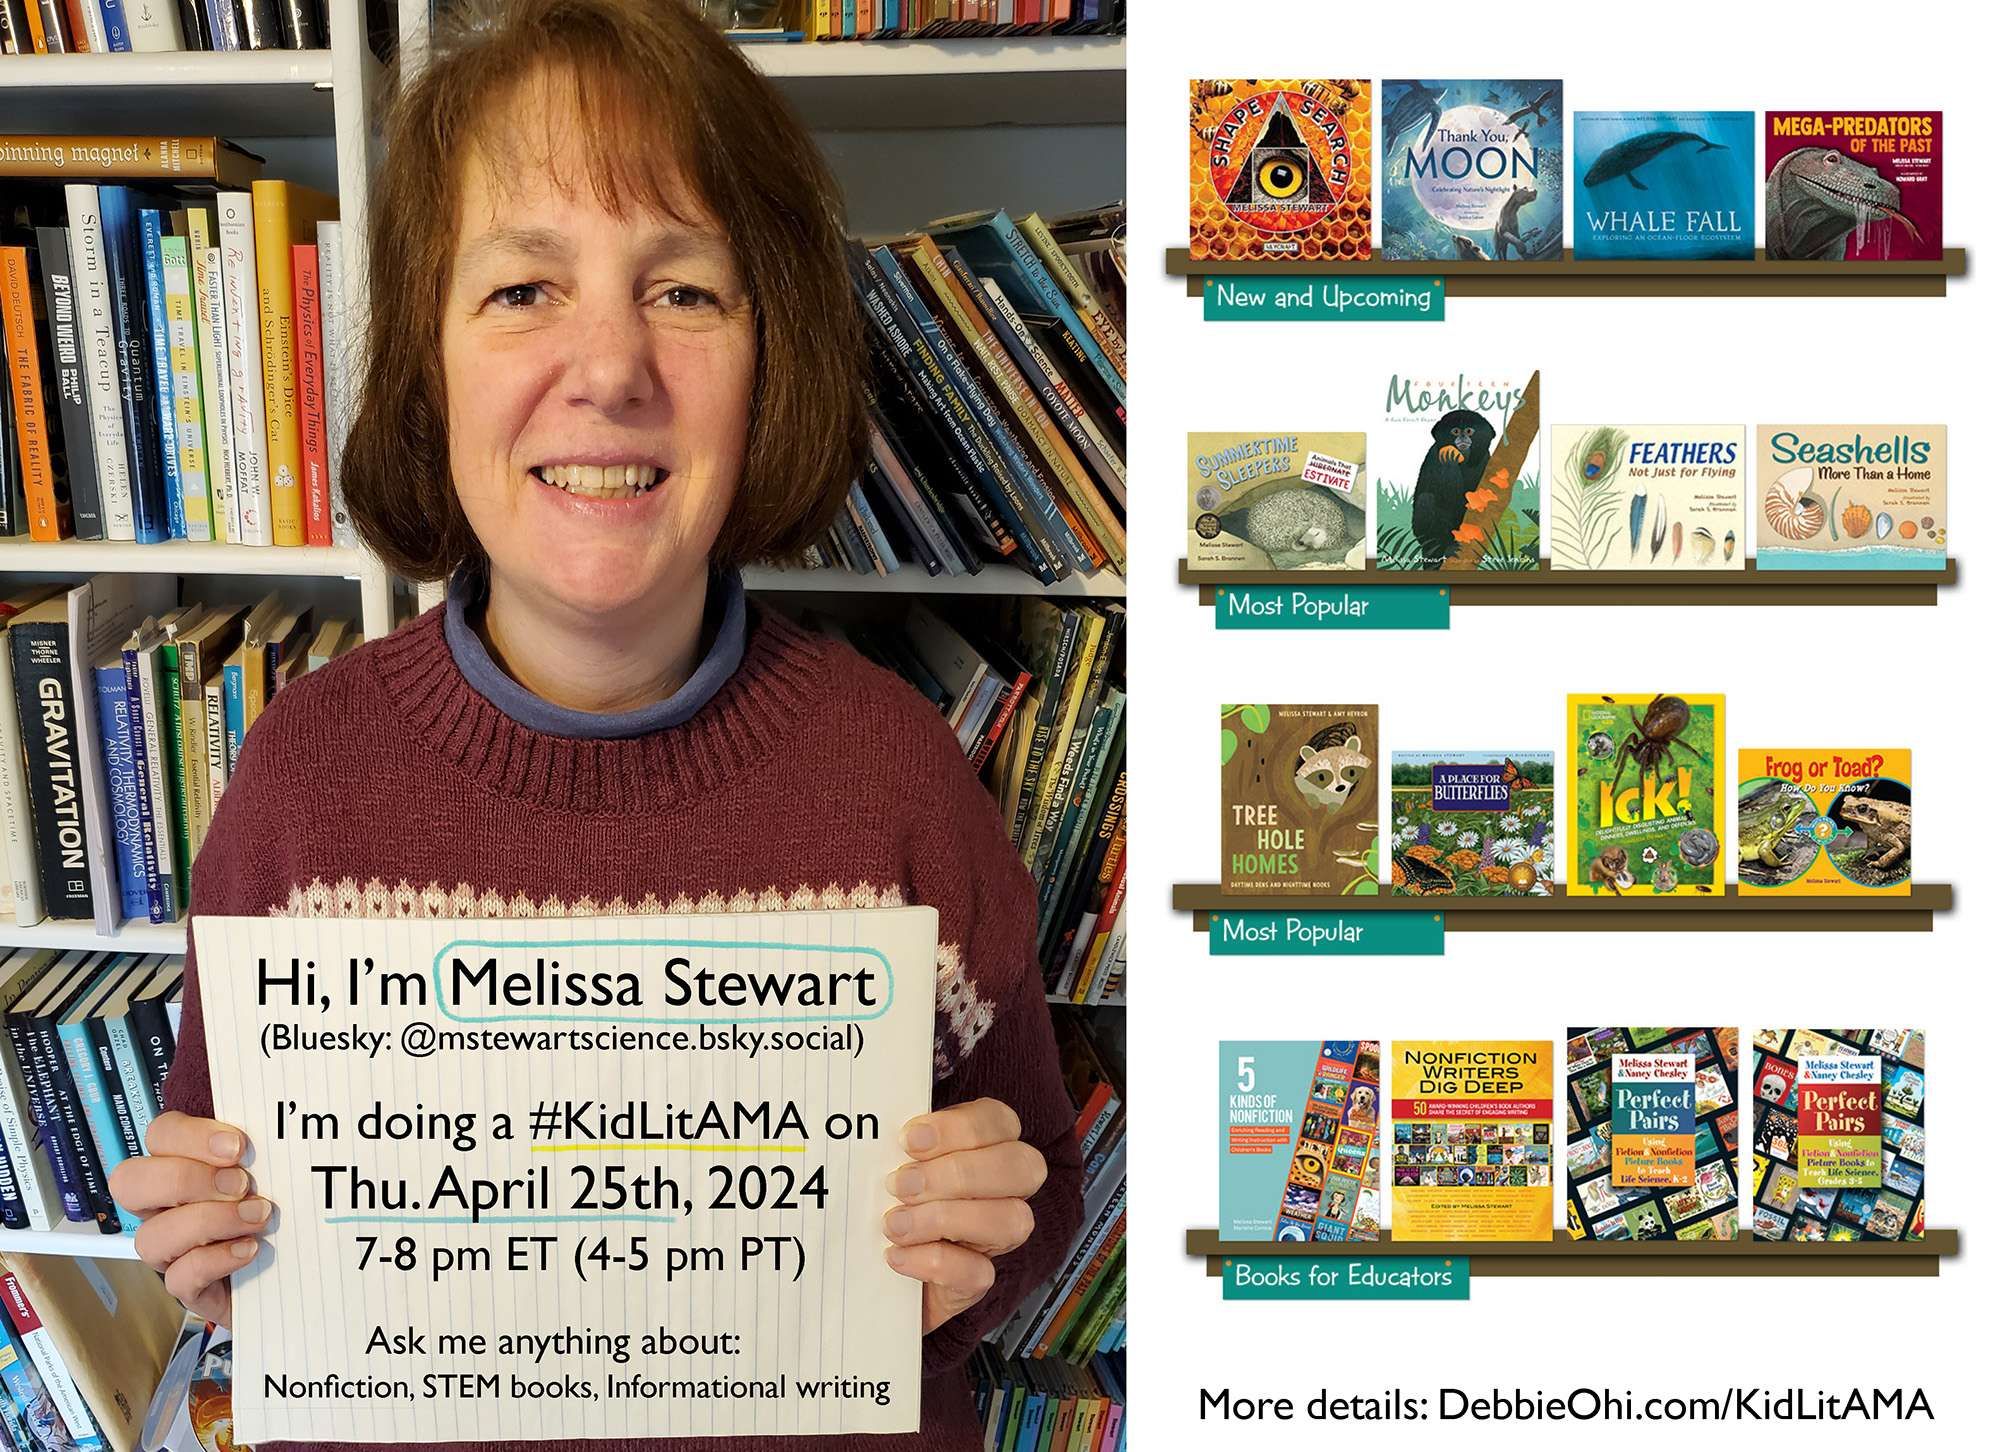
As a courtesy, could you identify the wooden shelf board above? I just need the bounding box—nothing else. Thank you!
[0,50,338,137]
[1188,1228,1955,1278]
[0,538,377,579]
[742,565,1124,598]
[0,920,185,953]
[1169,246,1967,298]
[1177,883,1951,934]
[750,38,1125,129]
[0,1222,141,1260]
[1182,559,1954,607]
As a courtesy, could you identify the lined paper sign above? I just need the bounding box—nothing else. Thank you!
[195,909,938,1443]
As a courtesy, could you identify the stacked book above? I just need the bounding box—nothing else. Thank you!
[796,2,1128,41]
[1,579,353,932]
[0,0,332,51]
[971,1346,1126,1452]
[1,136,357,548]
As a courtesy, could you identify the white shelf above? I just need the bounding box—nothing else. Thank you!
[0,1221,141,1260]
[747,37,1125,128]
[0,49,338,136]
[0,920,185,954]
[0,537,374,579]
[742,566,1125,598]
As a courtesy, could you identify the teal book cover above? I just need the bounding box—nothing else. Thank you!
[1574,111,1755,259]
[1219,1041,1381,1241]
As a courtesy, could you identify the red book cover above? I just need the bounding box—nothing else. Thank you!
[0,246,73,541]
[291,241,332,547]
[1765,111,1943,261]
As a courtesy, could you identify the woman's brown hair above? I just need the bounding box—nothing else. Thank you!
[342,0,868,579]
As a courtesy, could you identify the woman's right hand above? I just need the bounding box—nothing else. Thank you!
[108,1111,272,1327]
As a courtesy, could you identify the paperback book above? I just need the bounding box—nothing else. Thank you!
[1750,1028,1924,1241]
[1737,749,1911,894]
[1573,111,1755,260]
[1565,1027,1740,1242]
[1388,750,1555,896]
[1189,81,1372,263]
[1379,79,1563,262]
[1391,1041,1554,1241]
[1373,371,1540,572]
[1188,432,1366,571]
[1569,694,1725,896]
[1765,111,1943,261]
[1220,704,1378,896]
[1219,1040,1381,1242]
[1755,425,1946,570]
[1548,426,1745,571]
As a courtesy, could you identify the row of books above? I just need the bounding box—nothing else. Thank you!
[1219,1030,1926,1247]
[1,1252,183,1452]
[0,946,184,1235]
[795,0,1125,41]
[0,0,331,51]
[1,579,355,931]
[832,205,1127,586]
[2,137,357,547]
[970,1347,1125,1452]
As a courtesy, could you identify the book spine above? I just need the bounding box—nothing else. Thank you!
[161,640,191,905]
[202,679,227,813]
[96,188,168,542]
[0,249,70,541]
[93,0,131,49]
[277,0,319,46]
[59,187,133,540]
[221,657,244,771]
[251,181,307,546]
[137,209,186,540]
[315,219,355,548]
[0,1273,104,1445]
[980,277,1125,499]
[973,214,1124,405]
[129,649,176,920]
[202,0,236,48]
[292,241,331,547]
[237,0,279,48]
[3,1014,85,1221]
[128,990,174,1109]
[0,1134,22,1230]
[177,643,210,856]
[123,0,180,48]
[160,234,213,541]
[105,1010,156,1132]
[33,228,99,539]
[194,243,239,543]
[94,662,150,923]
[84,1016,145,1227]
[216,194,268,544]
[0,303,19,539]
[9,624,92,921]
[0,1030,52,1229]
[26,1008,111,1228]
[47,1018,119,1231]
[0,638,43,928]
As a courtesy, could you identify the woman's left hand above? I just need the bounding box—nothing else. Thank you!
[884,1097,1048,1332]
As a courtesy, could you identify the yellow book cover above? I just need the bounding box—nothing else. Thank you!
[1190,80,1372,263]
[250,179,338,546]
[1737,749,1911,895]
[1390,1041,1554,1241]
[1569,693,1725,896]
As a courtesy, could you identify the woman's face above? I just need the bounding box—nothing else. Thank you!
[440,113,755,624]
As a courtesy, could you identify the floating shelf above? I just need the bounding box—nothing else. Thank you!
[1167,247,1969,298]
[750,38,1126,129]
[1187,1228,1955,1278]
[1174,883,1952,933]
[0,1222,141,1261]
[743,565,1125,599]
[0,920,186,954]
[0,538,378,579]
[1181,559,1957,607]
[0,49,339,136]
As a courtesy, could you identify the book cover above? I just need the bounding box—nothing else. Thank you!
[1765,111,1942,261]
[1565,1027,1740,1241]
[1569,693,1724,896]
[249,179,337,547]
[1189,81,1371,263]
[1573,111,1755,260]
[1379,79,1562,262]
[1388,750,1554,896]
[31,227,100,540]
[158,234,212,542]
[1755,424,1945,570]
[1219,1041,1381,1242]
[1373,370,1539,571]
[1220,704,1378,896]
[1750,1028,1923,1241]
[1548,426,1745,570]
[1737,749,1911,894]
[1390,1041,1554,1240]
[7,602,93,921]
[60,186,136,541]
[0,1251,184,1451]
[0,246,73,542]
[1188,432,1365,571]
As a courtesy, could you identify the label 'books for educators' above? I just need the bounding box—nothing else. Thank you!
[1379,80,1563,262]
[1391,1041,1554,1241]
[1573,111,1755,260]
[1750,1028,1924,1241]
[1569,694,1724,896]
[1388,750,1555,896]
[1737,749,1911,894]
[1188,433,1366,571]
[1755,425,1946,570]
[1566,1027,1740,1242]
[1548,426,1745,571]
[1220,704,1378,896]
[1765,111,1943,262]
[1190,81,1373,263]
[1373,371,1540,572]
[1219,1041,1381,1242]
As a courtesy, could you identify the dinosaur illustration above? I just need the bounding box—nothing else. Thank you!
[1766,146,1923,260]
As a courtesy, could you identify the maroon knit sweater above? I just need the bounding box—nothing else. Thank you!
[161,602,1085,1452]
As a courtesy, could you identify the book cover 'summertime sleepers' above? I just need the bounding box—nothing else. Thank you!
[1219,1040,1382,1242]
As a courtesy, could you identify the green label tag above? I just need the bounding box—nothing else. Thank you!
[1207,911,1444,956]
[1221,1255,1468,1300]
[1213,584,1450,630]
[1203,275,1445,321]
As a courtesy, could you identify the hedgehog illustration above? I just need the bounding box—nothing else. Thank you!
[1216,483,1365,569]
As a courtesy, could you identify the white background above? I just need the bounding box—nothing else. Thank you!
[1124,1,1995,1443]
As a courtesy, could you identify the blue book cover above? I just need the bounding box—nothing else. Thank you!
[1219,1040,1383,1242]
[57,1022,142,1235]
[222,658,246,773]
[93,664,153,924]
[95,0,133,50]
[120,648,168,925]
[1574,111,1756,260]
[106,1012,158,1141]
[137,209,189,541]
[1380,80,1563,261]
[94,187,171,542]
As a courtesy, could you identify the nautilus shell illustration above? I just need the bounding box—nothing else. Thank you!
[1763,466,1827,542]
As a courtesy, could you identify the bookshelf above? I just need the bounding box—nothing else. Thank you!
[0,1221,139,1261]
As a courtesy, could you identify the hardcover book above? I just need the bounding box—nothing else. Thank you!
[1565,1027,1740,1241]
[1219,1040,1381,1242]
[1379,79,1562,262]
[1573,111,1755,260]
[1737,749,1911,894]
[1548,426,1745,571]
[1755,425,1946,570]
[1390,1041,1554,1240]
[1388,750,1554,896]
[1765,111,1942,262]
[1569,694,1725,896]
[1189,81,1372,263]
[1373,371,1540,571]
[1750,1028,1924,1241]
[1220,704,1378,896]
[1188,432,1366,571]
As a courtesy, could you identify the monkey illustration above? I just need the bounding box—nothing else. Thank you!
[1409,408,1497,568]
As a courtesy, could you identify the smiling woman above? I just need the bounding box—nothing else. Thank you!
[104,2,1087,1448]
